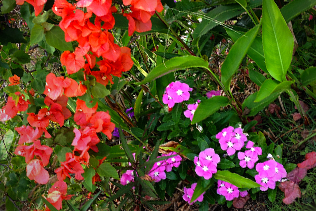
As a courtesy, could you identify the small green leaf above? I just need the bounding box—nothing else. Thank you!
[91,82,110,98]
[255,79,293,102]
[221,25,260,90]
[56,147,72,162]
[30,25,45,45]
[12,50,30,64]
[119,127,135,163]
[83,168,96,192]
[172,104,183,124]
[300,67,316,86]
[217,159,235,169]
[45,26,73,51]
[32,11,49,25]
[134,89,144,121]
[268,188,277,202]
[249,69,266,86]
[0,130,14,160]
[81,191,101,211]
[97,162,119,179]
[214,170,260,188]
[281,0,316,23]
[262,0,294,81]
[1,0,15,14]
[191,178,212,203]
[157,121,175,131]
[192,96,229,124]
[136,56,210,85]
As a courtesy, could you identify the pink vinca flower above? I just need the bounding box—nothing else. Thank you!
[245,141,262,157]
[238,150,258,169]
[162,81,192,108]
[184,101,199,121]
[254,171,276,191]
[217,180,240,201]
[183,183,204,205]
[194,148,220,180]
[206,90,221,98]
[216,126,234,142]
[148,160,167,182]
[120,170,135,185]
[163,152,182,172]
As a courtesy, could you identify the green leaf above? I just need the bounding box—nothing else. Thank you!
[91,82,110,98]
[56,147,72,162]
[42,197,58,211]
[157,121,175,131]
[274,145,282,163]
[83,168,96,192]
[235,0,247,8]
[193,4,244,39]
[12,50,30,64]
[66,201,80,211]
[136,56,210,85]
[192,96,229,124]
[119,127,135,163]
[1,0,15,14]
[191,178,212,203]
[30,25,45,45]
[268,188,277,202]
[81,191,101,211]
[172,104,183,124]
[254,79,293,102]
[134,89,144,121]
[45,26,73,51]
[226,29,268,73]
[0,27,26,45]
[197,137,208,151]
[221,25,260,90]
[97,162,119,179]
[107,182,134,201]
[217,159,236,169]
[166,171,177,180]
[300,67,316,86]
[281,0,316,23]
[242,91,280,116]
[262,0,294,82]
[214,170,260,188]
[31,69,49,93]
[32,11,49,25]
[0,130,14,160]
[249,69,266,86]
[20,4,34,30]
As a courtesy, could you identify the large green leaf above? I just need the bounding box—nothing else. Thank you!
[226,29,268,73]
[221,25,260,90]
[97,162,119,179]
[262,0,294,82]
[30,24,45,45]
[1,0,15,14]
[281,0,316,23]
[45,26,73,51]
[193,0,262,39]
[242,91,279,116]
[300,67,316,86]
[214,170,260,188]
[192,96,229,124]
[254,79,293,102]
[136,56,210,85]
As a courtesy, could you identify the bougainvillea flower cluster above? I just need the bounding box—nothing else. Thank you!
[183,183,205,205]
[217,180,240,201]
[162,81,193,108]
[194,148,220,180]
[184,100,200,121]
[255,159,287,191]
[216,126,248,156]
[147,152,182,182]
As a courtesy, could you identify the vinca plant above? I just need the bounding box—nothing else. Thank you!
[1,0,316,210]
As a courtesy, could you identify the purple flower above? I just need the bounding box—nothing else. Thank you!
[126,107,134,118]
[217,180,240,201]
[184,101,199,121]
[120,170,135,185]
[113,127,120,137]
[148,160,167,182]
[206,90,221,98]
[194,148,220,180]
[238,150,258,169]
[163,152,182,172]
[162,81,193,108]
[183,183,204,205]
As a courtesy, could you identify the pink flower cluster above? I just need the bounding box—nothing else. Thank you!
[254,159,287,191]
[184,100,200,121]
[148,152,182,182]
[183,183,205,205]
[162,81,192,108]
[194,148,220,179]
[216,126,248,156]
[217,180,249,201]
[206,90,221,98]
[237,141,262,169]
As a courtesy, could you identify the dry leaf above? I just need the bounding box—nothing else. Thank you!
[279,181,301,204]
[233,194,250,209]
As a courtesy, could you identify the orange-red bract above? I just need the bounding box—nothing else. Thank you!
[46,180,72,210]
[26,159,50,184]
[55,152,85,181]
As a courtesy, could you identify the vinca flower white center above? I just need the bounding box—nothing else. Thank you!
[205,155,212,161]
[227,188,233,194]
[262,177,268,183]
[244,156,251,162]
[154,172,159,177]
[202,166,208,172]
[176,90,183,95]
[227,141,233,148]
[222,132,227,137]
[171,158,176,162]
[263,165,269,170]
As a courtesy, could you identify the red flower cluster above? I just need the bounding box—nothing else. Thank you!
[0,92,29,122]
